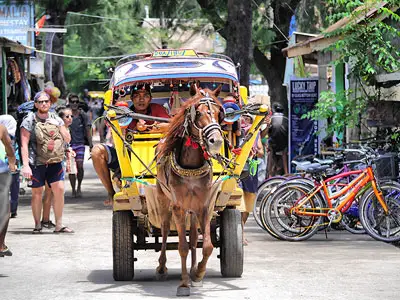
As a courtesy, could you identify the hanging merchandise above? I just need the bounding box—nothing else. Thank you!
[7,59,21,84]
[16,57,31,102]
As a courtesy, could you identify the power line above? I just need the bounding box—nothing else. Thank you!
[67,11,122,20]
[251,0,290,42]
[25,46,131,60]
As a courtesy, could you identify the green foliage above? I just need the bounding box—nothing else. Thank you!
[62,0,147,92]
[252,1,276,53]
[296,0,332,33]
[305,1,400,142]
[325,1,400,84]
[303,90,366,141]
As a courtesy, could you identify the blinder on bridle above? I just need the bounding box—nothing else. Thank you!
[185,93,224,149]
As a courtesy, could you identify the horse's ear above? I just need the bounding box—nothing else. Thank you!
[213,84,223,97]
[189,82,198,96]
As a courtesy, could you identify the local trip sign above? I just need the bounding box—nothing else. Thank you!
[289,78,319,169]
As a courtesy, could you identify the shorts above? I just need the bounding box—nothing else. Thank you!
[30,162,64,188]
[71,144,85,163]
[240,173,259,194]
[0,172,11,230]
[103,144,120,172]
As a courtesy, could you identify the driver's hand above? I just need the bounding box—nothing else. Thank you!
[137,119,147,132]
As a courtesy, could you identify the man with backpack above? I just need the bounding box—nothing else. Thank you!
[67,93,93,198]
[267,103,289,176]
[20,91,73,234]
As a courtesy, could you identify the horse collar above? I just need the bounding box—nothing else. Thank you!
[169,152,210,178]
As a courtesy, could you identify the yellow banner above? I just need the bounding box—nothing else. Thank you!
[152,49,197,57]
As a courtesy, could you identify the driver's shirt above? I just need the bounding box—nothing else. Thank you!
[127,103,170,131]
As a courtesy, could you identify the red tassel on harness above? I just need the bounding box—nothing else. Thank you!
[184,136,199,149]
[185,136,192,147]
[202,146,210,160]
[232,148,242,155]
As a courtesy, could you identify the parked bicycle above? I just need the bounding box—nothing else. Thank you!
[261,149,400,242]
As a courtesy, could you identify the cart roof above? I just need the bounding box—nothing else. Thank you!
[111,49,239,88]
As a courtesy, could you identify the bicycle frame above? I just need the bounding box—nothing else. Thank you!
[292,166,388,217]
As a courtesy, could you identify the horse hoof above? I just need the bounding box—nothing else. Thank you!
[176,286,190,297]
[191,280,203,287]
[155,272,168,281]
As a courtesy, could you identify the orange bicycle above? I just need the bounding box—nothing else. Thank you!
[264,152,400,242]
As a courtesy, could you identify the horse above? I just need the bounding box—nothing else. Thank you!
[155,85,224,296]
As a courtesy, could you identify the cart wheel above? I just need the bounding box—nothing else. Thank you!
[113,210,134,281]
[220,208,243,277]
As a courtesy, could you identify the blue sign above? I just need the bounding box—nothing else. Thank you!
[0,1,34,47]
[289,78,319,168]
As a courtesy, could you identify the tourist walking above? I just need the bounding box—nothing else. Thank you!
[267,103,289,176]
[0,115,19,218]
[0,124,16,257]
[67,93,93,198]
[20,91,73,233]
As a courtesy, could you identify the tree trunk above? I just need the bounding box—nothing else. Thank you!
[44,10,67,94]
[253,45,287,113]
[225,0,252,87]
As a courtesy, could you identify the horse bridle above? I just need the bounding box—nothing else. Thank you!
[183,93,223,158]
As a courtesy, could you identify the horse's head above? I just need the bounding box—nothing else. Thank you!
[189,85,224,156]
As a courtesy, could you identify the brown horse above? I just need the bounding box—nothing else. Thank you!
[155,85,224,296]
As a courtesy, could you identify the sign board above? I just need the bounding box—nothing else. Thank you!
[289,78,319,168]
[0,1,34,47]
[152,49,197,57]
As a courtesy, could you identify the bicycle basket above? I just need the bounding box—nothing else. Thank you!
[344,150,365,162]
[373,153,399,181]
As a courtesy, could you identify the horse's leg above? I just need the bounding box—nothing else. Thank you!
[173,206,191,296]
[192,207,213,284]
[156,207,170,281]
[189,212,199,282]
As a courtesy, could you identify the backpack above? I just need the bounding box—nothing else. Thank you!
[16,101,35,164]
[34,114,65,165]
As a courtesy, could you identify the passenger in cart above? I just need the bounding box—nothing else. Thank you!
[91,84,170,206]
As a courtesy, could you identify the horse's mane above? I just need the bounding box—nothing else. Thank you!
[158,88,221,157]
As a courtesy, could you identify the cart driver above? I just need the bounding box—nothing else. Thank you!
[91,84,170,206]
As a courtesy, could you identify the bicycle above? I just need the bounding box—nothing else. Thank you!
[263,150,400,242]
[256,152,366,237]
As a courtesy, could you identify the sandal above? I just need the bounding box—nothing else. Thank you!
[41,220,56,229]
[0,246,12,257]
[32,227,42,234]
[54,227,74,234]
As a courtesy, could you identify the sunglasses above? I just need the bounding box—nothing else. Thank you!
[70,100,79,104]
[36,100,50,104]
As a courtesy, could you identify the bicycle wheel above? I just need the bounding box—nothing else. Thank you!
[254,177,285,230]
[264,182,325,241]
[340,196,366,234]
[259,178,316,239]
[359,183,400,242]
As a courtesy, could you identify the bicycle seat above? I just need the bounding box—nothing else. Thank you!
[305,164,330,174]
[291,160,311,167]
[296,162,321,171]
[313,158,333,165]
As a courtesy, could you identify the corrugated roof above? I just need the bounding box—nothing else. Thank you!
[282,2,395,58]
[0,36,31,54]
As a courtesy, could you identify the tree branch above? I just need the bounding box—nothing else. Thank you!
[196,0,228,39]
